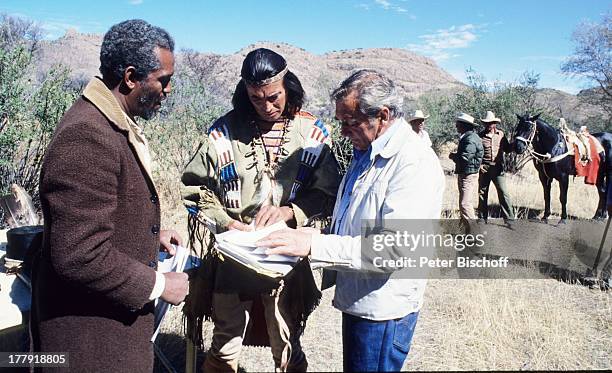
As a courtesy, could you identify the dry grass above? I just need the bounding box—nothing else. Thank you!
[152,154,611,372]
[410,279,611,371]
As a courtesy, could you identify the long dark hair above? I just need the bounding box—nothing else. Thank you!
[231,48,305,120]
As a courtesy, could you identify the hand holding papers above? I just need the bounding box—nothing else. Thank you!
[152,245,194,342]
[214,221,300,278]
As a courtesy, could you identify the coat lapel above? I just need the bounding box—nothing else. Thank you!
[82,78,156,187]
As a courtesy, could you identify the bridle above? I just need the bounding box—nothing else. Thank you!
[514,119,537,149]
[514,119,571,168]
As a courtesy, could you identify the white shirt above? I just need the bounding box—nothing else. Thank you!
[414,128,432,147]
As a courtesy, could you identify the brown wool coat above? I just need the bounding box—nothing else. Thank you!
[32,85,161,372]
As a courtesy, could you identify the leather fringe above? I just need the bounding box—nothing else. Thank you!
[182,213,217,349]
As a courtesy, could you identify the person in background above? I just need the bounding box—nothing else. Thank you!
[32,19,188,372]
[449,113,483,222]
[477,110,515,224]
[408,109,432,147]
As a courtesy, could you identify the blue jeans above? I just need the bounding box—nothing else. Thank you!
[342,311,419,372]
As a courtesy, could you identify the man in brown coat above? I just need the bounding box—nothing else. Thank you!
[31,20,188,372]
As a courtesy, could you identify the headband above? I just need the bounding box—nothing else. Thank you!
[242,66,289,86]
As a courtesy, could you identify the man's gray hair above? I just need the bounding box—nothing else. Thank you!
[100,19,174,84]
[331,69,404,120]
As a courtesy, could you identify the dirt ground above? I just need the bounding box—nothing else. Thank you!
[152,156,611,372]
[153,275,611,372]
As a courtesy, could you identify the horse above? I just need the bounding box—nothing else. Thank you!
[512,113,611,223]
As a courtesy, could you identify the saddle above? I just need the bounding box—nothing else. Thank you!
[560,125,604,184]
[561,126,604,163]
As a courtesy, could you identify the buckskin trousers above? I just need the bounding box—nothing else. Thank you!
[203,292,307,372]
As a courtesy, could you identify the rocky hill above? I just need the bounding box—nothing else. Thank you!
[35,29,102,84]
[33,34,463,114]
[534,88,608,127]
[179,41,465,115]
[32,31,607,124]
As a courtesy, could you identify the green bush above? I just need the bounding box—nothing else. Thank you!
[418,69,550,151]
[0,18,78,203]
[326,119,353,174]
[416,69,558,173]
[144,64,226,203]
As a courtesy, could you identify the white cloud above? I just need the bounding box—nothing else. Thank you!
[407,23,486,61]
[374,0,391,9]
[356,0,415,18]
[519,55,566,62]
[37,17,104,39]
[41,21,81,39]
[129,0,144,5]
[2,13,104,40]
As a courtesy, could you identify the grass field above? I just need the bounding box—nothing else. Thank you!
[152,153,611,372]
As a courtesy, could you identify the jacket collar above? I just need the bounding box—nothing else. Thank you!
[83,77,133,132]
[82,77,155,184]
[480,128,503,137]
[459,129,475,140]
[379,118,415,158]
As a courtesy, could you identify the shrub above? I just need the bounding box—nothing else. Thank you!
[144,63,226,205]
[417,69,555,172]
[0,15,79,207]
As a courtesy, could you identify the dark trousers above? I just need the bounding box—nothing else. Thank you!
[478,164,515,220]
[342,311,419,372]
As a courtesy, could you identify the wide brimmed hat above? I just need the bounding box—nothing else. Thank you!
[408,110,430,123]
[480,111,501,123]
[455,112,476,126]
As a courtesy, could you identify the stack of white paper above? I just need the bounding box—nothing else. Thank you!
[214,221,299,278]
[152,244,191,342]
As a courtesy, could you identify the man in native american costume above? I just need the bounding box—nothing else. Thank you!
[181,48,340,372]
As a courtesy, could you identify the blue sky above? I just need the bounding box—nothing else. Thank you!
[1,0,609,94]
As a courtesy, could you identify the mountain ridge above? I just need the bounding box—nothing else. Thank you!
[32,31,605,125]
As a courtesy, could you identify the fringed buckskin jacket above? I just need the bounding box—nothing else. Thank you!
[181,110,340,347]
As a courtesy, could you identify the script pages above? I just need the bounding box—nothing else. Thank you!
[214,221,299,278]
[152,244,192,342]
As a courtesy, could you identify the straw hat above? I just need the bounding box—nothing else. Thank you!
[408,110,429,123]
[455,112,476,126]
[480,111,501,123]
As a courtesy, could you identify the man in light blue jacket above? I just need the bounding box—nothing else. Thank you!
[258,69,445,372]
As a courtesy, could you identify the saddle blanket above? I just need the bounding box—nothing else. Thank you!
[573,134,601,184]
